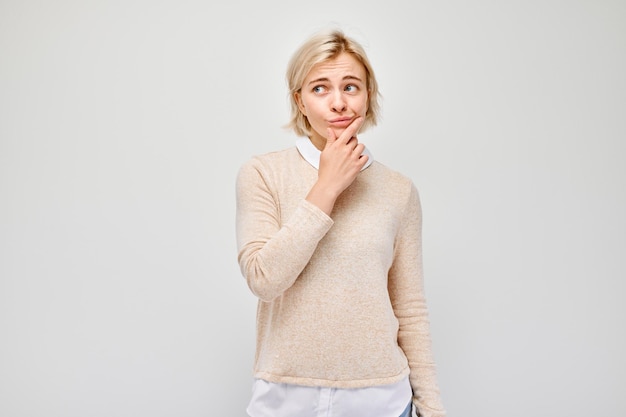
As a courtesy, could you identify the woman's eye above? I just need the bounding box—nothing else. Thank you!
[313,86,326,94]
[345,84,358,92]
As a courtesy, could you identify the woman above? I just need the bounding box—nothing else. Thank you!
[236,28,446,417]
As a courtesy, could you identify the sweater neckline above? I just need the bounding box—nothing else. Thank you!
[295,137,374,171]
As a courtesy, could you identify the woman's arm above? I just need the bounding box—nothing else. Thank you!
[236,159,333,302]
[388,184,446,417]
[237,119,367,301]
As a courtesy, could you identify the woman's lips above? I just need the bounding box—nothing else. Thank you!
[328,117,353,128]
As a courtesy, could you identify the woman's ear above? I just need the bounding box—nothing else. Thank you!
[294,92,306,116]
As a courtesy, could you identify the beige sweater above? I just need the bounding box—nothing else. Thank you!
[236,146,445,416]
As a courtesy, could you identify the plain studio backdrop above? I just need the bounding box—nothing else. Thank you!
[1,1,624,416]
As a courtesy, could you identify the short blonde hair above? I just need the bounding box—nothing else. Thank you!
[285,29,381,137]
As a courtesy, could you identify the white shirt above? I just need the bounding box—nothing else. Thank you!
[246,138,413,417]
[247,377,413,417]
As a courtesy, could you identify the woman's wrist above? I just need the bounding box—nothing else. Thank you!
[305,181,340,216]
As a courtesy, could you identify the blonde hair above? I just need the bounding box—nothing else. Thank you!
[285,29,381,137]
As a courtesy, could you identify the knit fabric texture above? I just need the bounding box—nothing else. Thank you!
[236,146,446,416]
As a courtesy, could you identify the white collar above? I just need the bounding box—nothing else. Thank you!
[295,137,374,171]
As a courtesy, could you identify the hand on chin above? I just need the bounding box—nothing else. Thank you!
[328,126,347,139]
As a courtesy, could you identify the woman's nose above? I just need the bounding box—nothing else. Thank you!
[330,92,347,112]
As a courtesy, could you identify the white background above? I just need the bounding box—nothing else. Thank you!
[1,1,624,416]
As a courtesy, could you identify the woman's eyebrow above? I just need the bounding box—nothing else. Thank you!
[307,75,363,86]
[307,77,330,85]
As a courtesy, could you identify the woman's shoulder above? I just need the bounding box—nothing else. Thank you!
[365,162,422,213]
[368,160,417,191]
[239,146,300,172]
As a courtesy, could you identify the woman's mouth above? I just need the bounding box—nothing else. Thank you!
[328,117,353,128]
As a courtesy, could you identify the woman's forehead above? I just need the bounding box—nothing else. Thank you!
[305,53,366,81]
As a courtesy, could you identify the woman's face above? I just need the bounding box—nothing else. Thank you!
[296,52,369,150]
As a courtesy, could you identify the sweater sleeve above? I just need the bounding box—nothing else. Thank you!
[236,158,334,302]
[388,183,446,417]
